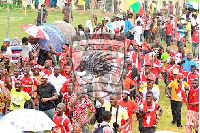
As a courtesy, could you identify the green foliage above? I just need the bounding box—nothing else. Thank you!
[0,3,22,9]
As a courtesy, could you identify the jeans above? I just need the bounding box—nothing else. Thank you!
[82,125,89,133]
[42,108,55,121]
[141,127,156,133]
[192,42,199,58]
[171,100,182,126]
[166,34,172,47]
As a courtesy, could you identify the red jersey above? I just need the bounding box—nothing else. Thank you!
[166,24,173,35]
[19,75,38,94]
[187,87,199,111]
[187,71,199,87]
[128,51,143,72]
[53,112,73,133]
[192,29,199,43]
[118,100,138,133]
[127,66,132,79]
[41,67,53,76]
[60,79,71,93]
[140,100,160,127]
[150,59,162,78]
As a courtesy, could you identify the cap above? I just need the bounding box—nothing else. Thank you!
[173,68,179,74]
[3,38,11,42]
[4,53,11,60]
[11,37,20,46]
[116,14,121,18]
[169,14,174,18]
[34,64,41,69]
[122,90,132,97]
[147,74,155,81]
[41,4,45,7]
[41,74,48,79]
[144,62,152,67]
[176,73,184,79]
[104,16,110,21]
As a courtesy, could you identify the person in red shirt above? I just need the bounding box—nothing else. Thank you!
[41,60,53,76]
[166,20,173,47]
[137,91,163,133]
[185,79,199,133]
[187,65,199,87]
[192,27,199,58]
[53,103,73,133]
[118,90,138,133]
[19,65,38,109]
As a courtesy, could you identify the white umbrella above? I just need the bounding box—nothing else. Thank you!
[3,109,55,132]
[0,119,22,133]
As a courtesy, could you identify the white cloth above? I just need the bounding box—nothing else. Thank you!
[191,17,198,27]
[135,17,144,26]
[48,74,67,94]
[142,87,160,103]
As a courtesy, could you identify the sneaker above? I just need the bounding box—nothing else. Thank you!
[177,125,183,128]
[171,121,176,125]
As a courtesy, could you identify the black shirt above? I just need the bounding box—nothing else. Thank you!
[37,9,48,23]
[37,83,56,111]
[151,44,164,60]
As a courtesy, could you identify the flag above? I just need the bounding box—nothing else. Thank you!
[127,0,143,15]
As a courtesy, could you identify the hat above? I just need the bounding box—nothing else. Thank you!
[41,74,48,79]
[147,74,155,81]
[11,37,20,46]
[3,38,11,42]
[176,73,184,79]
[34,64,41,69]
[4,53,11,60]
[116,14,121,18]
[144,62,152,67]
[169,14,174,18]
[24,57,30,62]
[104,16,110,21]
[173,68,179,74]
[122,90,132,97]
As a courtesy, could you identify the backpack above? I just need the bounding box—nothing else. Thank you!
[93,124,109,133]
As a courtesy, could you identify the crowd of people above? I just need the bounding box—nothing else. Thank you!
[0,2,199,133]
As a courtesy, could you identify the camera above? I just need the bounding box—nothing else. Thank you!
[113,122,119,133]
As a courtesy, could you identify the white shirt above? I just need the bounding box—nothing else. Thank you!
[133,26,142,42]
[142,86,160,103]
[48,74,67,95]
[191,17,198,27]
[135,17,144,26]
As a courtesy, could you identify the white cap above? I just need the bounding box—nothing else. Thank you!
[104,16,110,21]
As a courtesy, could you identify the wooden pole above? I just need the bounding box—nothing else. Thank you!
[41,6,43,25]
[6,5,9,38]
[91,0,93,27]
[69,2,72,24]
[111,0,114,16]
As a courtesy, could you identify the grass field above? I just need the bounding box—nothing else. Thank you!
[0,8,195,133]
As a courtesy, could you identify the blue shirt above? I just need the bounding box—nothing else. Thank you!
[124,20,133,33]
[182,57,199,71]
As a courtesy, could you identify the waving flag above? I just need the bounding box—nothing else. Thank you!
[187,0,199,9]
[127,0,143,15]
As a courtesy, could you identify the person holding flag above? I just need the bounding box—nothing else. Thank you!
[165,73,189,128]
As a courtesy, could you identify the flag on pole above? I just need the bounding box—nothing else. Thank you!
[127,0,143,15]
[187,0,199,9]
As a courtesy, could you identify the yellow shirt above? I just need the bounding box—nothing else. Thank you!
[167,80,189,101]
[103,100,129,127]
[186,22,191,30]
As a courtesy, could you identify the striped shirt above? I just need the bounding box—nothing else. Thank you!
[10,45,22,64]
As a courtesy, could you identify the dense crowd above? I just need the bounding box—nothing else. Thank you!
[0,2,199,133]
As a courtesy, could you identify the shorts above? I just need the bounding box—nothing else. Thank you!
[185,110,199,131]
[144,30,150,39]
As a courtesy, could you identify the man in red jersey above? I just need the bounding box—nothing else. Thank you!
[185,79,199,133]
[53,103,73,133]
[187,65,199,87]
[118,90,138,133]
[41,60,53,76]
[137,91,163,133]
[19,65,38,109]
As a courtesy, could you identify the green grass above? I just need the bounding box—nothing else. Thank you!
[0,8,196,133]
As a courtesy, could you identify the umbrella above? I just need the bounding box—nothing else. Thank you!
[187,0,199,9]
[21,24,50,40]
[53,21,77,45]
[3,109,55,132]
[38,25,66,52]
[127,0,143,16]
[0,119,22,133]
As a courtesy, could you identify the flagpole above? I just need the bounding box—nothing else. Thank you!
[6,5,9,38]
[41,6,43,25]
[69,1,72,24]
[91,0,93,27]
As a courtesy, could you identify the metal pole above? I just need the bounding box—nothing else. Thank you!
[156,0,158,12]
[41,7,43,26]
[6,5,9,38]
[91,0,93,27]
[144,0,146,14]
[111,0,114,16]
[147,0,149,12]
[69,2,72,24]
